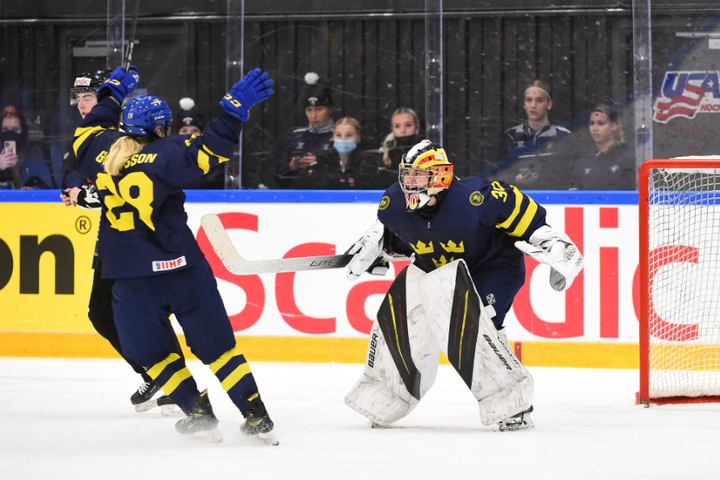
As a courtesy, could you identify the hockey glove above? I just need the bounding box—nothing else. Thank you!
[345,219,393,281]
[515,225,584,292]
[221,68,275,121]
[98,66,140,101]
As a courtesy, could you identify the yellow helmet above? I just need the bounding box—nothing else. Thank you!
[398,140,454,212]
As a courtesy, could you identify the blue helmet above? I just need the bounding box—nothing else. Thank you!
[122,95,172,136]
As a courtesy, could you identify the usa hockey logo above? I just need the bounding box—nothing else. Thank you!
[653,71,720,123]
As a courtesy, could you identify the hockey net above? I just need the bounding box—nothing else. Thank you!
[638,158,720,405]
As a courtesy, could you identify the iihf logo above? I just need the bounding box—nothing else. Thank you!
[653,71,720,123]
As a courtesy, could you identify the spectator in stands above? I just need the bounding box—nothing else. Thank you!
[371,107,422,189]
[175,97,224,189]
[276,72,335,187]
[573,103,636,190]
[0,105,52,189]
[294,117,380,189]
[176,97,204,136]
[485,80,573,189]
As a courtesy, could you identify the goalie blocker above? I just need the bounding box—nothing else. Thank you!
[345,259,534,430]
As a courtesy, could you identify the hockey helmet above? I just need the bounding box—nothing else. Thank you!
[398,139,453,212]
[70,69,112,106]
[122,95,173,137]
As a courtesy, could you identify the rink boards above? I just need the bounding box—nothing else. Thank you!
[0,190,643,368]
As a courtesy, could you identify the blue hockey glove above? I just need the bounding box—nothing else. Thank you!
[220,68,274,121]
[98,66,140,101]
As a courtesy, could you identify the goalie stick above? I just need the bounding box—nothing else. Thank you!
[201,214,354,275]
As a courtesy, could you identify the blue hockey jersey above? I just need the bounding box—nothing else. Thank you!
[74,96,241,278]
[377,176,547,277]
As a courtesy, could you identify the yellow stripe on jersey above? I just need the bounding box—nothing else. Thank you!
[220,363,252,392]
[196,144,230,174]
[201,144,229,163]
[507,196,538,237]
[496,187,539,237]
[197,150,211,174]
[209,345,244,374]
[146,352,181,379]
[159,367,193,395]
[73,125,106,156]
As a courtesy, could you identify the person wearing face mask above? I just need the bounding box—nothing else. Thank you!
[485,80,573,189]
[276,72,336,187]
[572,103,635,190]
[0,105,52,189]
[294,117,379,189]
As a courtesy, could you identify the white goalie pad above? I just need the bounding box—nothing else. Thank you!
[345,265,440,426]
[420,260,534,425]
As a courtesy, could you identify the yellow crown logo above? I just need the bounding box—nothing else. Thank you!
[410,240,434,255]
[440,240,465,253]
[432,255,454,268]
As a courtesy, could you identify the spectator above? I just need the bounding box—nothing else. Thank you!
[573,103,636,190]
[379,107,422,169]
[0,105,52,189]
[62,70,112,188]
[295,117,380,189]
[175,97,224,189]
[276,72,335,187]
[175,97,204,136]
[370,107,423,190]
[486,80,572,189]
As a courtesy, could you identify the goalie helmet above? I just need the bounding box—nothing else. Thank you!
[70,70,112,106]
[398,139,454,212]
[121,95,173,137]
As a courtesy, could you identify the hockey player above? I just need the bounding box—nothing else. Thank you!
[344,140,584,431]
[62,70,112,188]
[73,65,276,443]
[62,70,184,413]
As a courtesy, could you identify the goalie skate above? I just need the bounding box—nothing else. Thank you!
[497,406,534,432]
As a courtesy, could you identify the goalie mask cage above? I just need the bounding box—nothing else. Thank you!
[638,158,720,406]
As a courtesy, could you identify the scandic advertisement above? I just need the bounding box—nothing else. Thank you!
[0,191,642,367]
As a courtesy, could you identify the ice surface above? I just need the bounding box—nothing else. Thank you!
[2,358,719,479]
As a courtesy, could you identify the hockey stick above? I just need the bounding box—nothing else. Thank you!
[201,214,355,275]
[123,0,141,72]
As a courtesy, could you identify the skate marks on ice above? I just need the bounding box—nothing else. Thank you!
[4,359,720,480]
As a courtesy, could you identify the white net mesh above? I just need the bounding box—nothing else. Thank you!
[647,167,720,398]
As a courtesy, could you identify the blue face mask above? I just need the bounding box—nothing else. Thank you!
[334,139,357,156]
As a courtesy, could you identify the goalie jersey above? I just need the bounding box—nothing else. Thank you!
[74,96,241,279]
[378,176,547,280]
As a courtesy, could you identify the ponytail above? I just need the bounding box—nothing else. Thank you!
[105,136,145,176]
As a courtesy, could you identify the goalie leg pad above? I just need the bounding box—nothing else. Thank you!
[420,259,534,426]
[345,265,440,425]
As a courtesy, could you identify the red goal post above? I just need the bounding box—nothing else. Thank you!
[637,158,720,406]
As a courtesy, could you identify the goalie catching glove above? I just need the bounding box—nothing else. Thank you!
[345,219,395,281]
[514,225,584,292]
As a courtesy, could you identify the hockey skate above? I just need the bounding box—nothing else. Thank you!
[157,395,184,418]
[175,390,222,443]
[132,380,161,412]
[240,394,278,445]
[498,406,534,432]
